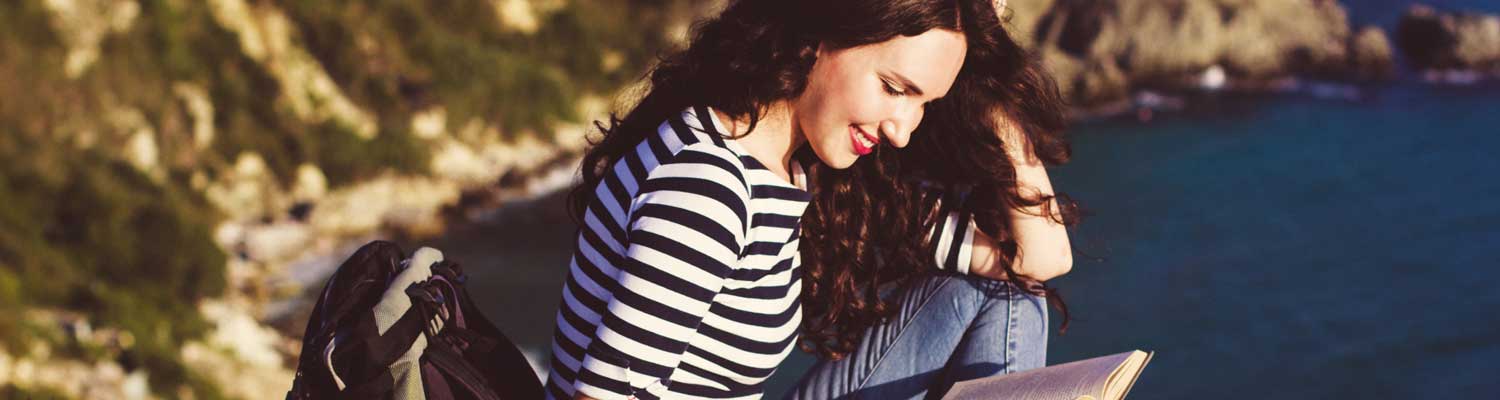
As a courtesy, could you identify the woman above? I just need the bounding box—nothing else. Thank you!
[547,0,1077,398]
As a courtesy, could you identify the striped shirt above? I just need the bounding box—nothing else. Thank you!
[544,106,977,399]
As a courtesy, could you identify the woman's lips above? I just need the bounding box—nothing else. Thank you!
[850,125,879,156]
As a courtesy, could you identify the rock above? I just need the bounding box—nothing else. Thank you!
[1350,26,1396,80]
[180,301,295,400]
[1076,58,1130,106]
[243,222,313,263]
[204,152,285,221]
[431,139,495,186]
[1004,0,1058,47]
[173,82,217,151]
[206,0,378,138]
[308,175,461,237]
[1038,47,1086,102]
[1123,0,1226,77]
[122,370,149,400]
[1021,0,1369,105]
[104,106,165,180]
[0,350,10,386]
[213,222,246,253]
[0,341,147,399]
[292,163,328,201]
[123,127,158,176]
[411,107,448,139]
[1199,65,1228,90]
[1397,4,1500,72]
[492,0,566,34]
[40,0,140,78]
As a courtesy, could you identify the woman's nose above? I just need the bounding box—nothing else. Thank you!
[880,119,911,149]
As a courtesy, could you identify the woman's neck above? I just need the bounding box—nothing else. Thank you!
[715,101,804,184]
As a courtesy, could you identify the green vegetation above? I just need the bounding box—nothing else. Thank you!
[2,0,689,397]
[277,0,683,138]
[0,137,228,397]
[1,384,73,400]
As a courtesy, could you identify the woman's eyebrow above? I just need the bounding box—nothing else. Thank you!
[884,71,927,97]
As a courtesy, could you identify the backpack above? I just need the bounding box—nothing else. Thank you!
[287,241,544,399]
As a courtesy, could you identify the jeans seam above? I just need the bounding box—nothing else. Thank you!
[852,275,956,392]
[1005,282,1018,374]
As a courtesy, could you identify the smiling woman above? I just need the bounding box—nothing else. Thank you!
[780,28,968,169]
[550,0,1077,399]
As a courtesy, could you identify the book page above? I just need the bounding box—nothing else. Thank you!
[1104,351,1152,400]
[942,351,1144,400]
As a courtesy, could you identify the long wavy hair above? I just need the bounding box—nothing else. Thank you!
[567,0,1080,360]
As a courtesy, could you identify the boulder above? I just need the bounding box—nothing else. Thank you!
[204,152,285,221]
[1020,0,1371,105]
[1076,57,1131,106]
[1397,4,1500,71]
[1350,26,1396,80]
[1004,0,1058,47]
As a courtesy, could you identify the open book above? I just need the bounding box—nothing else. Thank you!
[941,350,1153,400]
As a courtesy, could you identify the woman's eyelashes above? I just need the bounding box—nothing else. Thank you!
[881,78,907,96]
[881,77,935,109]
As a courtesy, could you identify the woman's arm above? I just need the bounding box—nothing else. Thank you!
[968,116,1073,282]
[569,142,751,400]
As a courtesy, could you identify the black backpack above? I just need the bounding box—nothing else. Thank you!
[287,241,543,399]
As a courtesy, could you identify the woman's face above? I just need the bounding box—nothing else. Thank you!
[793,29,967,169]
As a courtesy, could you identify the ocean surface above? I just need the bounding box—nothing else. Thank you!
[416,2,1500,397]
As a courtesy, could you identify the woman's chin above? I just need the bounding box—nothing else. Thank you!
[819,151,858,170]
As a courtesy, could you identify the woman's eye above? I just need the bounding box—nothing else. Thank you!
[882,80,906,96]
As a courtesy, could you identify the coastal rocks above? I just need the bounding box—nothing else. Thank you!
[491,0,567,34]
[1015,0,1393,106]
[1396,4,1500,81]
[308,175,462,238]
[205,0,378,139]
[1002,0,1055,49]
[291,163,328,202]
[1350,26,1397,80]
[172,82,217,151]
[179,300,295,400]
[0,312,150,400]
[40,0,140,78]
[122,121,160,180]
[204,152,283,222]
[411,107,448,140]
[0,355,150,400]
[243,222,314,264]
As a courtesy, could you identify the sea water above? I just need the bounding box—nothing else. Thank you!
[1029,82,1500,398]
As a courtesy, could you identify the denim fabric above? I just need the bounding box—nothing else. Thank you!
[785,273,1049,400]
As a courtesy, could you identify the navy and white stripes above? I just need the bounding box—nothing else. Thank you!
[544,107,975,399]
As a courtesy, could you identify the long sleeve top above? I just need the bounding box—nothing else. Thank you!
[544,106,976,399]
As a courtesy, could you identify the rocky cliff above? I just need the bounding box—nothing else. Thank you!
[1007,0,1396,107]
[1396,4,1500,83]
[0,0,714,398]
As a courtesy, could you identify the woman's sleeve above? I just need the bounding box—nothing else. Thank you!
[920,183,978,275]
[572,144,751,400]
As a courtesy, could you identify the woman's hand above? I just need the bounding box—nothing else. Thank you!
[968,114,1073,282]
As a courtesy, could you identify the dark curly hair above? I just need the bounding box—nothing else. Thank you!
[567,0,1080,361]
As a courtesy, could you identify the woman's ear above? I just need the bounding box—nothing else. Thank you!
[799,42,822,68]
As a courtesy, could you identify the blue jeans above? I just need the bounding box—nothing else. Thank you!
[785,273,1049,400]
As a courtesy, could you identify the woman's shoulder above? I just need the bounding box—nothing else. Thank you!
[638,106,752,185]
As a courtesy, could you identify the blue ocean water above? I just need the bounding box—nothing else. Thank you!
[1033,1,1500,397]
[424,2,1500,397]
[1035,82,1500,398]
